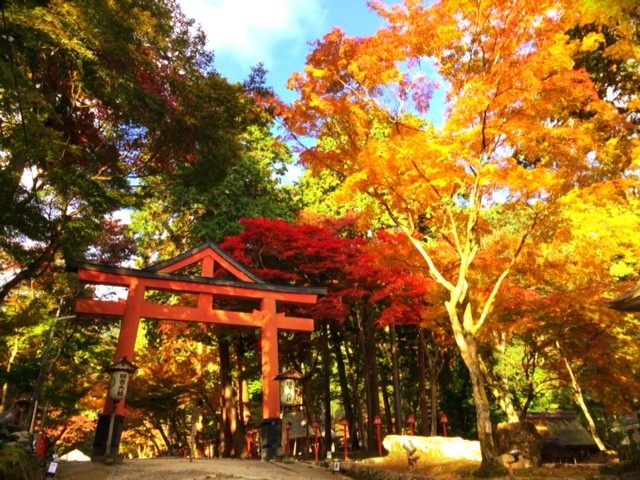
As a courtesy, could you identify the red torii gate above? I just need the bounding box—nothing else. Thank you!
[68,242,325,459]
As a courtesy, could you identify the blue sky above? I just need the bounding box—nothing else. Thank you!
[178,0,394,103]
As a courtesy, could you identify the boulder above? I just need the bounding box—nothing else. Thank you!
[494,421,543,469]
[5,430,31,453]
[382,435,482,463]
[60,449,91,461]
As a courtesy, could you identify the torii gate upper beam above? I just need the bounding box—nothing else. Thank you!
[68,242,326,459]
[71,260,324,418]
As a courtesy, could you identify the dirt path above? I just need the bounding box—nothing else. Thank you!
[55,457,350,480]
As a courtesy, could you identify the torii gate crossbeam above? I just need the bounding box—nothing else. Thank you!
[68,242,325,460]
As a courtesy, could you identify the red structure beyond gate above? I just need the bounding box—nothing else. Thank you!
[68,242,325,459]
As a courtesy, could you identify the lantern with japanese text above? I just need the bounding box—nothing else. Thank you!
[274,366,303,407]
[107,357,138,401]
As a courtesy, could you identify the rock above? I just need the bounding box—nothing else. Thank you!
[382,435,482,463]
[494,421,543,469]
[60,448,91,461]
[5,430,31,453]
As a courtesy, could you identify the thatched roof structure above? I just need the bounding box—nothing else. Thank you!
[607,283,640,312]
[523,411,597,448]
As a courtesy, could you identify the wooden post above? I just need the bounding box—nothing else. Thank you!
[71,244,325,461]
[261,298,280,419]
[104,280,143,416]
[374,415,382,457]
[340,417,348,460]
[312,418,320,461]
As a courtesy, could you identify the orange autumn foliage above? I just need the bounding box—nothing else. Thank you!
[285,0,639,468]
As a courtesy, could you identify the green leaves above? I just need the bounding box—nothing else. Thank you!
[0,0,263,302]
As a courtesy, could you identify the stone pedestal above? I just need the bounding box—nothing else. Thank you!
[91,413,124,460]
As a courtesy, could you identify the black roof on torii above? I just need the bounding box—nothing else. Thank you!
[67,241,327,297]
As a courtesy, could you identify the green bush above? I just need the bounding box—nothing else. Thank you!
[0,446,39,480]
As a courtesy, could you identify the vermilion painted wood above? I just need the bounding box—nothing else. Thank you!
[70,243,324,419]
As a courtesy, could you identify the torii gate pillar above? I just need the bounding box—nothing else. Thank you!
[261,297,280,419]
[68,243,325,460]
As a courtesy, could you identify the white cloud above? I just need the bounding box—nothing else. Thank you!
[179,0,326,74]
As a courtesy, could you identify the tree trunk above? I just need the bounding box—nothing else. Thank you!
[381,373,393,434]
[389,324,403,434]
[143,422,162,456]
[453,328,503,473]
[0,335,19,413]
[557,342,606,451]
[417,328,429,436]
[430,368,438,436]
[320,322,333,454]
[218,335,244,457]
[331,324,358,450]
[152,419,173,455]
[342,333,365,450]
[361,307,380,451]
[169,413,185,453]
[233,338,248,456]
[425,338,445,436]
[479,355,520,423]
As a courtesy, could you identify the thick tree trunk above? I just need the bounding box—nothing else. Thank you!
[330,324,358,450]
[233,338,247,455]
[218,337,231,457]
[417,328,429,436]
[218,336,245,457]
[454,329,503,474]
[361,307,380,451]
[389,324,403,434]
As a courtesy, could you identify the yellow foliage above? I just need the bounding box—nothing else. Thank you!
[285,0,640,377]
[580,32,605,51]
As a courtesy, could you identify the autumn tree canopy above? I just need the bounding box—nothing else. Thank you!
[2,0,639,470]
[0,0,260,302]
[0,0,283,458]
[285,0,639,471]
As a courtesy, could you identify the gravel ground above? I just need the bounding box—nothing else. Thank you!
[56,457,351,480]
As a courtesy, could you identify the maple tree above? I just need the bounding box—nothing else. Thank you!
[220,217,444,452]
[125,329,215,457]
[485,189,640,443]
[285,0,638,471]
[0,0,257,304]
[220,217,365,453]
